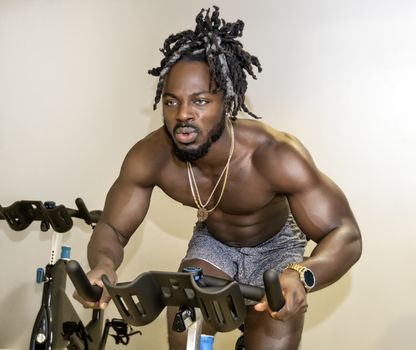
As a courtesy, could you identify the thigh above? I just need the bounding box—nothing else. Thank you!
[167,259,233,350]
[243,306,304,350]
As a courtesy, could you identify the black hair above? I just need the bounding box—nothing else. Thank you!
[148,6,262,119]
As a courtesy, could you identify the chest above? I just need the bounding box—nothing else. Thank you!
[157,161,276,215]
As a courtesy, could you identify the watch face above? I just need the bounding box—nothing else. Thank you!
[304,270,315,288]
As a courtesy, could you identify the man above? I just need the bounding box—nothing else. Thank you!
[76,7,362,350]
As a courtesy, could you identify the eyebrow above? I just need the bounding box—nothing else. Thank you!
[162,90,217,98]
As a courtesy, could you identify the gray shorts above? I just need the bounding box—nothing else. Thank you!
[182,214,307,287]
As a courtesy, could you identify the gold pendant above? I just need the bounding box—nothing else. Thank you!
[197,208,209,222]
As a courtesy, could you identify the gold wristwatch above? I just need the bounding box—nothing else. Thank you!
[285,263,316,292]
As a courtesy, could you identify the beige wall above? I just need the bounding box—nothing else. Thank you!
[1,0,415,349]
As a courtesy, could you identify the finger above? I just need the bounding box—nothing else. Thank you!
[99,296,110,309]
[299,302,308,313]
[269,293,295,321]
[98,287,113,309]
[254,301,268,312]
[85,301,101,309]
[99,301,108,309]
[88,277,104,289]
[269,308,289,321]
[73,292,100,309]
[274,295,307,320]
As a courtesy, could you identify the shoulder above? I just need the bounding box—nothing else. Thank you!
[235,118,312,161]
[119,127,173,187]
[236,119,320,193]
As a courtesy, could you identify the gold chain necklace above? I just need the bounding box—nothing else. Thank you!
[187,119,234,223]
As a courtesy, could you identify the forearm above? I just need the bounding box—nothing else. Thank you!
[87,221,126,272]
[302,224,362,291]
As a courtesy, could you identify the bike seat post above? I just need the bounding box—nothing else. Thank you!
[49,231,63,265]
[43,202,62,265]
[182,267,203,350]
[186,317,202,350]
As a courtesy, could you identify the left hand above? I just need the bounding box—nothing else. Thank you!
[254,268,308,321]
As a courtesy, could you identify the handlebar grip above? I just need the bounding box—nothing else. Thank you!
[263,269,285,311]
[66,260,102,302]
[75,198,93,225]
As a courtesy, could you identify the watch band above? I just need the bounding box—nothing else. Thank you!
[284,263,316,292]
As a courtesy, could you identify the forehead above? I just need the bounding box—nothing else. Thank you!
[163,60,215,94]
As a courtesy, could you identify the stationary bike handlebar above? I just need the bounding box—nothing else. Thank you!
[66,260,285,333]
[0,198,101,232]
[66,260,103,301]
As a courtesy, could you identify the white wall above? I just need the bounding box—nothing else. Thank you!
[1,0,415,349]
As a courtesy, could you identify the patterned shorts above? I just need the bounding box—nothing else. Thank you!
[182,214,307,287]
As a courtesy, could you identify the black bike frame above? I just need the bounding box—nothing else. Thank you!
[1,198,104,350]
[30,259,104,350]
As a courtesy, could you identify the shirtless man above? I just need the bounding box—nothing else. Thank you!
[76,7,362,350]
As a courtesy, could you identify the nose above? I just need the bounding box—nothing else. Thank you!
[176,102,194,122]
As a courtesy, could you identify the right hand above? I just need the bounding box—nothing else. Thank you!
[73,266,118,310]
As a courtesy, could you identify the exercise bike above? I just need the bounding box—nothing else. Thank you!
[66,259,285,350]
[0,198,141,350]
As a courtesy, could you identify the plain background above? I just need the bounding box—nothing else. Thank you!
[1,0,415,349]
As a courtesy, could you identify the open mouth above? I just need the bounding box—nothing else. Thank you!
[174,126,198,144]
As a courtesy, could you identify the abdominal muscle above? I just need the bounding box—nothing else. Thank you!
[203,195,291,247]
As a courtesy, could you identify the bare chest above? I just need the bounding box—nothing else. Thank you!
[156,159,290,245]
[158,162,275,214]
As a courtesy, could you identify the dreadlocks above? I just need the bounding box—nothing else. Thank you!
[148,6,262,119]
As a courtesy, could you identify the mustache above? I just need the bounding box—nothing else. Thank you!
[173,122,200,134]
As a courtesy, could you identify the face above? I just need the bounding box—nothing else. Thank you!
[162,60,226,162]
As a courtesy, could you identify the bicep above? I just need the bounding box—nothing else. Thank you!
[100,177,153,243]
[287,172,357,243]
[265,135,357,242]
[99,147,156,243]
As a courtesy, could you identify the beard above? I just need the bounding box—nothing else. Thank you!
[163,115,226,162]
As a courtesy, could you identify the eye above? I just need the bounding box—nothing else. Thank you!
[194,98,209,106]
[164,99,178,107]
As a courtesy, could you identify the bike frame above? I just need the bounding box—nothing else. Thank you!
[1,199,105,349]
[30,259,104,350]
